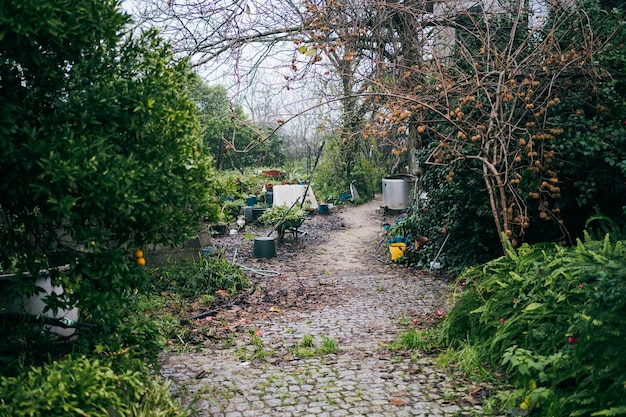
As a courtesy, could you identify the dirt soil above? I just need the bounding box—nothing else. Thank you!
[179,195,448,347]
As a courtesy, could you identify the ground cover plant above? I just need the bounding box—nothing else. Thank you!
[433,232,626,416]
[0,355,187,417]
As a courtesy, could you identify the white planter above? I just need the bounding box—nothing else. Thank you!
[0,269,79,337]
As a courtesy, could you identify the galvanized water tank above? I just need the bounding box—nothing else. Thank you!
[382,175,414,210]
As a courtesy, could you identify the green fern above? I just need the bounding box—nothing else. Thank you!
[440,233,626,416]
[591,406,626,416]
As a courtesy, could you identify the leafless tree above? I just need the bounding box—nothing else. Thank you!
[128,0,336,156]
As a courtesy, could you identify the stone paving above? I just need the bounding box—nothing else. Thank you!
[159,271,493,416]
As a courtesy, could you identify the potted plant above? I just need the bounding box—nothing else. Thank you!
[258,205,307,239]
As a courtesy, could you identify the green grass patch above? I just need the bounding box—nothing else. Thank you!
[143,252,250,299]
[391,328,441,352]
[290,334,339,357]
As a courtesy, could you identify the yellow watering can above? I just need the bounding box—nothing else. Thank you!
[389,242,407,260]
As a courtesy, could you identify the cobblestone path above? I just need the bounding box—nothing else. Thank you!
[159,198,491,416]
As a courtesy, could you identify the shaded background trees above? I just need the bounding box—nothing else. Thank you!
[190,80,285,171]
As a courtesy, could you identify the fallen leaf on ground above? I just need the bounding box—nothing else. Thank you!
[390,398,406,406]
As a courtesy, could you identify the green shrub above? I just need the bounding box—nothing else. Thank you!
[438,286,483,344]
[144,253,250,299]
[441,234,626,416]
[86,304,167,371]
[0,355,188,417]
[388,147,501,273]
[0,0,219,365]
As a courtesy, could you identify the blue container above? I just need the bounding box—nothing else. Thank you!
[317,204,329,214]
[265,191,273,207]
[246,196,257,206]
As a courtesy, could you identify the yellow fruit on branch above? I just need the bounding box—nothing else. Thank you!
[134,249,144,259]
[137,257,146,266]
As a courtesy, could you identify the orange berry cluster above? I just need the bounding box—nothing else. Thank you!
[134,249,146,266]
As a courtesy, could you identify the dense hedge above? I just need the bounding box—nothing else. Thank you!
[388,150,502,273]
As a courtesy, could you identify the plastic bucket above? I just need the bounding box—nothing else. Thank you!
[253,237,276,258]
[246,196,257,206]
[389,242,407,260]
[265,191,273,207]
[252,207,267,223]
[317,204,329,214]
